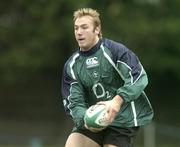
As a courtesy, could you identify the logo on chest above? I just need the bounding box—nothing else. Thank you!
[86,57,99,68]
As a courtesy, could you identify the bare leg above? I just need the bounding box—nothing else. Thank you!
[104,144,117,147]
[65,132,101,147]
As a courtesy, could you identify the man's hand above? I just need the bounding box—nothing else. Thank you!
[97,95,124,123]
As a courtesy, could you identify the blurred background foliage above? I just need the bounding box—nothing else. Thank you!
[0,0,180,82]
[0,0,180,146]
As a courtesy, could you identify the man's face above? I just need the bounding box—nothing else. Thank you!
[74,16,100,51]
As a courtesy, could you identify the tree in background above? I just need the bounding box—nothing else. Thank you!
[0,0,179,82]
[0,0,180,126]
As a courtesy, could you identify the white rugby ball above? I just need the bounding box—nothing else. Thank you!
[84,104,110,130]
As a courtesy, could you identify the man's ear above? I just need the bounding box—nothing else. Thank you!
[94,26,100,35]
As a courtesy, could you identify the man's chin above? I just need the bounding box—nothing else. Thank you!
[78,42,85,47]
[79,44,86,50]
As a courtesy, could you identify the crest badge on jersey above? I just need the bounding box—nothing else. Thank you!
[86,57,99,68]
[92,71,99,79]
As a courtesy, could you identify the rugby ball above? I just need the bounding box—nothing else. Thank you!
[84,104,110,130]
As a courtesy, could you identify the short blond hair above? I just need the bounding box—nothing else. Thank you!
[73,8,102,38]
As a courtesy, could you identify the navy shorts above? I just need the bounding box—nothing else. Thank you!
[73,126,140,147]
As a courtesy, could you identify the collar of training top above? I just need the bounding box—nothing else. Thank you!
[78,39,102,57]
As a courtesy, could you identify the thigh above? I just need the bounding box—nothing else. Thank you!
[104,145,117,147]
[103,126,140,147]
[65,132,101,147]
[73,127,104,146]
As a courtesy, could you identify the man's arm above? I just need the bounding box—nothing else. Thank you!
[115,47,148,103]
[61,62,87,129]
[99,40,148,124]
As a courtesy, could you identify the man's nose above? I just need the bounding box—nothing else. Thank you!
[76,28,83,35]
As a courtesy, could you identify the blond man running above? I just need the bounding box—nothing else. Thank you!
[61,8,154,147]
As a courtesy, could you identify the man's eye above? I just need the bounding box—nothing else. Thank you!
[82,26,88,29]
